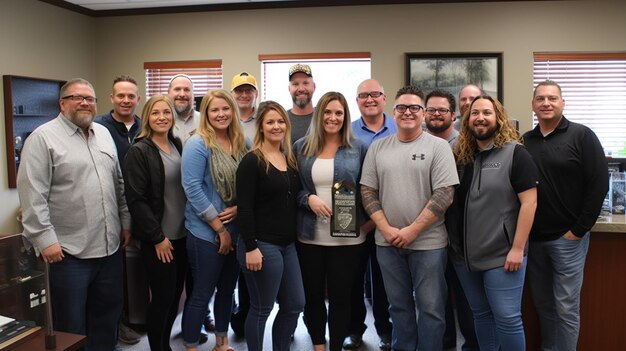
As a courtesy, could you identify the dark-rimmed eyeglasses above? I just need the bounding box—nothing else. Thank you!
[394,104,423,113]
[425,108,451,115]
[61,95,97,104]
[357,91,384,99]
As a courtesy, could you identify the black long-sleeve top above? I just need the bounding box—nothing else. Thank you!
[236,152,301,251]
[523,117,609,241]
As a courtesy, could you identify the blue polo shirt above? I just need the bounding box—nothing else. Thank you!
[351,113,397,148]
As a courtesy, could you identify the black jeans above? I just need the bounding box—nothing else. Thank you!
[142,237,187,351]
[297,241,365,351]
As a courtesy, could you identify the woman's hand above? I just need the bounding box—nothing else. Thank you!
[218,205,237,224]
[246,248,263,272]
[155,238,174,263]
[504,247,524,272]
[308,194,332,218]
[216,230,233,255]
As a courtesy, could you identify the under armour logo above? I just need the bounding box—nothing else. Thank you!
[412,154,425,160]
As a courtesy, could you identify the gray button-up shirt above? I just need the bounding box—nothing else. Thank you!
[17,113,131,259]
[173,110,200,145]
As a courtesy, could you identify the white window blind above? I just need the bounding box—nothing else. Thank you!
[533,53,626,156]
[144,60,223,100]
[259,53,371,121]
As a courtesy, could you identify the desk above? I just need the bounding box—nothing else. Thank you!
[0,329,85,351]
[523,215,626,349]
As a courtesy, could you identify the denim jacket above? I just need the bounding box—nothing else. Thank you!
[293,137,368,240]
[182,135,240,245]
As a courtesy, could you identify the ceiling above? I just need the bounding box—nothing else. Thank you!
[40,0,527,17]
[63,0,293,11]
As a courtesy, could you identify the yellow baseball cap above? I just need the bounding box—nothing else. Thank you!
[231,72,258,91]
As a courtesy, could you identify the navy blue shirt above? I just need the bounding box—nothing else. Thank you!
[94,111,140,167]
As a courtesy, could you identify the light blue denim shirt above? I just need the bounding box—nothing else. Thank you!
[181,135,239,245]
[293,137,368,240]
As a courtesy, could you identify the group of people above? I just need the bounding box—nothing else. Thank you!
[16,61,608,351]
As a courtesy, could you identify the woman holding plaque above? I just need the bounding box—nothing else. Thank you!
[236,101,304,351]
[293,91,369,351]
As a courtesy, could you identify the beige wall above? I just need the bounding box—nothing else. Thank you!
[1,0,625,233]
[0,0,96,234]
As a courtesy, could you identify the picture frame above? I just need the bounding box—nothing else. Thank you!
[405,52,503,105]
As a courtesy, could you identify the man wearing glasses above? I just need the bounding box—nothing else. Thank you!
[424,89,479,351]
[360,85,458,351]
[231,72,259,141]
[344,78,395,350]
[18,78,131,350]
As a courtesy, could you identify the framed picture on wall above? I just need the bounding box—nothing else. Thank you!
[405,52,503,104]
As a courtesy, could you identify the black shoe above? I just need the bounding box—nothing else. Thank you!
[343,334,362,349]
[199,332,208,345]
[378,334,391,350]
[203,316,215,332]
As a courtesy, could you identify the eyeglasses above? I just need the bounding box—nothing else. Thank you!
[61,95,97,104]
[425,108,451,115]
[394,104,423,114]
[357,91,384,99]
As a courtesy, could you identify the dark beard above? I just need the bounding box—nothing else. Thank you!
[426,120,451,134]
[472,125,497,141]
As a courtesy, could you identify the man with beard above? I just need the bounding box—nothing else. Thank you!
[231,71,259,141]
[524,80,608,350]
[425,89,459,147]
[94,75,143,346]
[287,63,316,143]
[454,84,483,131]
[17,78,132,350]
[360,85,458,351]
[168,74,200,145]
[424,89,479,351]
[451,94,538,351]
[344,78,394,351]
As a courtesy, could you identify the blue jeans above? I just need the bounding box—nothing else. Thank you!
[527,234,590,351]
[238,239,305,351]
[182,233,240,347]
[49,249,123,351]
[376,246,447,351]
[454,260,527,351]
[444,256,478,350]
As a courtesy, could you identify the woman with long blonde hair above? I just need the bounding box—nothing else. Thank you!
[293,92,369,351]
[124,95,186,351]
[181,89,247,351]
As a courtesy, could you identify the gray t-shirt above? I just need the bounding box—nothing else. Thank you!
[288,109,313,144]
[360,132,459,250]
[159,142,187,240]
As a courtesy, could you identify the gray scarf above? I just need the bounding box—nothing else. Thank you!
[210,145,246,205]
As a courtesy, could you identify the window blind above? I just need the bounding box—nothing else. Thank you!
[533,53,626,156]
[144,60,223,99]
